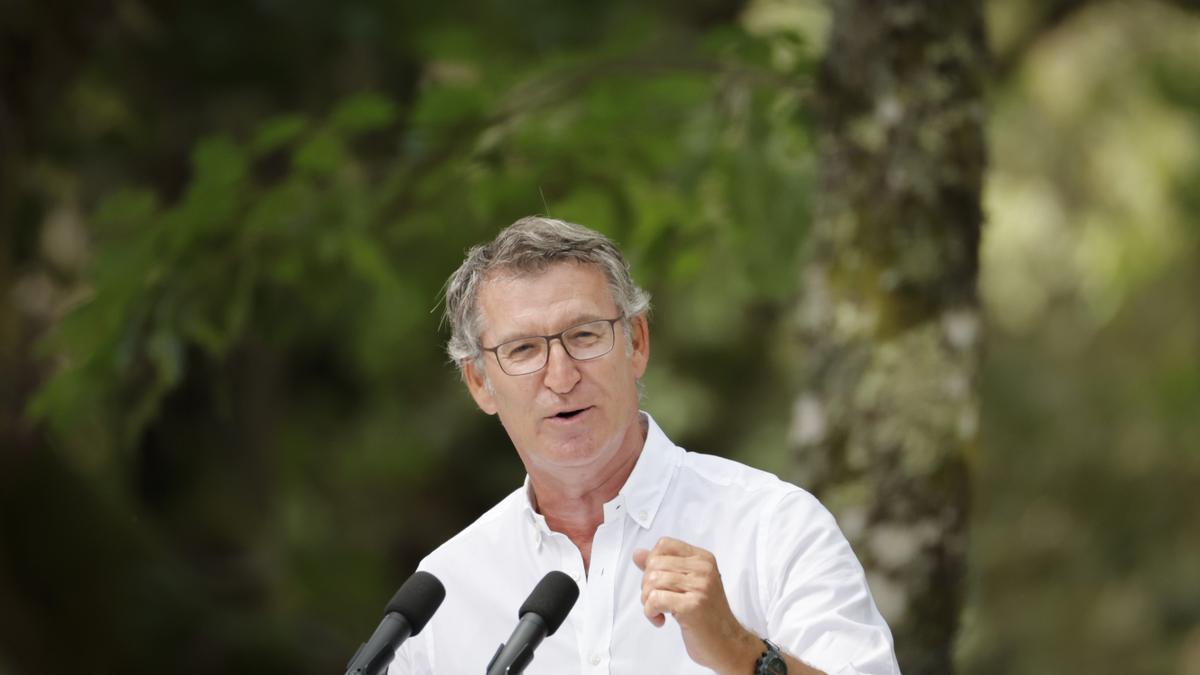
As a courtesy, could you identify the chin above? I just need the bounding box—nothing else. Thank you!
[542,442,605,467]
[537,432,617,467]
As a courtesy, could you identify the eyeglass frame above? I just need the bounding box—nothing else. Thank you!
[480,316,625,376]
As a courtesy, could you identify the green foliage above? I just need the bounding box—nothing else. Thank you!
[6,1,1199,674]
[330,94,399,134]
[12,4,818,673]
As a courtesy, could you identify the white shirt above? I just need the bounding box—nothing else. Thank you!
[390,414,898,675]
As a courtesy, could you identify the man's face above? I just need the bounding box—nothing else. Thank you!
[463,261,649,479]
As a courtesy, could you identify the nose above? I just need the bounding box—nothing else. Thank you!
[542,338,581,394]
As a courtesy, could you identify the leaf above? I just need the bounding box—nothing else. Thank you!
[190,135,249,188]
[293,131,346,175]
[252,114,309,155]
[330,93,398,134]
[175,135,250,242]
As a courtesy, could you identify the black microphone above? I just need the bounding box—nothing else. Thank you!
[485,571,580,675]
[344,570,446,675]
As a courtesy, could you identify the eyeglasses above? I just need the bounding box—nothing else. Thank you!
[481,317,623,376]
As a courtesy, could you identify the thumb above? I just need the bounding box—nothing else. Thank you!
[632,548,650,570]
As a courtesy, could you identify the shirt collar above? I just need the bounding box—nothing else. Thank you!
[618,411,681,530]
[518,411,682,534]
[520,478,551,537]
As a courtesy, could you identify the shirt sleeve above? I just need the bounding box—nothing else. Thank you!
[758,489,900,675]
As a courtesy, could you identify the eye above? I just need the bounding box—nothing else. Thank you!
[501,340,542,360]
[571,319,614,341]
[567,329,601,344]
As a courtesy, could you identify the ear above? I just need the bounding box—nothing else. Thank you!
[463,359,498,415]
[629,313,650,379]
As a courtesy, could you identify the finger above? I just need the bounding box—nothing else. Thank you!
[640,553,714,578]
[641,570,720,610]
[651,536,697,557]
[642,587,686,627]
[640,569,695,605]
[650,538,719,572]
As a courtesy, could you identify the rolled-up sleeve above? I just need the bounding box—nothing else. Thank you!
[759,490,900,675]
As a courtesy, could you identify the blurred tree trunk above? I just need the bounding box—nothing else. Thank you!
[791,2,987,674]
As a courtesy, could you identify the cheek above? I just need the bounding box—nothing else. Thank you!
[493,386,537,426]
[494,406,532,444]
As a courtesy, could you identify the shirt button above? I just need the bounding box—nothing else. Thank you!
[639,510,648,522]
[590,654,601,666]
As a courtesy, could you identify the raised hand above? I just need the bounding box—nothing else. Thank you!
[632,537,762,673]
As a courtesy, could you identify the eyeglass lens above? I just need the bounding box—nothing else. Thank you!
[496,320,615,375]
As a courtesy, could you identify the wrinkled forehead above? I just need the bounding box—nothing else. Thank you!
[475,261,618,339]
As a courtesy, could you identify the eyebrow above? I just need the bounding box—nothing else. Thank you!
[491,312,614,345]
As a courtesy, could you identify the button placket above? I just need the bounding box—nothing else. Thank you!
[582,517,623,673]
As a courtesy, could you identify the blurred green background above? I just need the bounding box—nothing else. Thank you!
[1,0,1197,673]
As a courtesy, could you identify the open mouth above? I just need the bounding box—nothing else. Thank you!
[553,407,589,420]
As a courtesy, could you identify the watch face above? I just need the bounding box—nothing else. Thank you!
[756,641,788,675]
[761,653,787,675]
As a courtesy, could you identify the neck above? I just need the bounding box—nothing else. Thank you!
[527,414,647,570]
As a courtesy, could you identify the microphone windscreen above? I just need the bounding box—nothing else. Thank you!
[518,571,579,637]
[385,571,446,636]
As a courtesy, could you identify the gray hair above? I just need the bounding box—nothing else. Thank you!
[443,216,651,370]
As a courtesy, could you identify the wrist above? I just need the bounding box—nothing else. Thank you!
[712,625,769,675]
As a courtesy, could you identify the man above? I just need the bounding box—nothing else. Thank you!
[390,217,898,674]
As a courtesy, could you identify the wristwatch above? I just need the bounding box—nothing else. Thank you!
[754,638,787,674]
